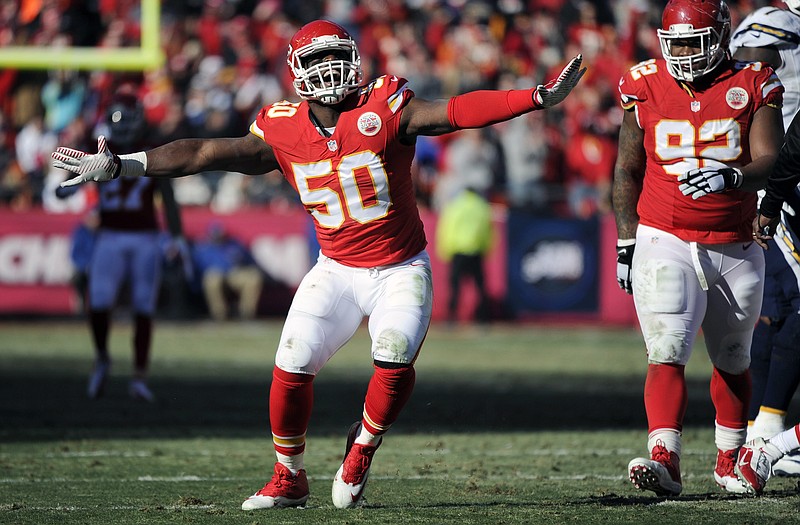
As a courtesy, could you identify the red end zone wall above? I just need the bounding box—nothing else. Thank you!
[0,208,636,324]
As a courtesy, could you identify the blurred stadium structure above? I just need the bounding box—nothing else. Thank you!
[0,0,163,70]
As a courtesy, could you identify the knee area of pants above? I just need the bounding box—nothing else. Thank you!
[373,328,413,365]
[711,345,750,375]
[203,271,224,285]
[643,327,690,365]
[275,336,319,374]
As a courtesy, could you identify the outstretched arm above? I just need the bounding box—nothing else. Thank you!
[732,46,782,70]
[400,54,585,138]
[146,134,279,177]
[54,133,279,186]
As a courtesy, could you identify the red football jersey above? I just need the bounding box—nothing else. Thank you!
[250,75,427,267]
[618,59,783,243]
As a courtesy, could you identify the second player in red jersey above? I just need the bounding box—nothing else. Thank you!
[619,57,782,243]
[613,0,785,499]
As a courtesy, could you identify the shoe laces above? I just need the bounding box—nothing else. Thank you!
[258,466,298,496]
[274,469,295,488]
[651,442,680,481]
[716,448,737,476]
[342,444,377,484]
[651,443,672,465]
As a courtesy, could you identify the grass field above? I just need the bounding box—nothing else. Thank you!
[2,319,799,524]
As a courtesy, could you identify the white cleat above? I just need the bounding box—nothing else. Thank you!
[735,438,781,495]
[773,451,800,477]
[331,421,382,509]
[628,444,682,497]
[714,448,748,494]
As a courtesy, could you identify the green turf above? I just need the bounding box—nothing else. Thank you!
[1,320,798,524]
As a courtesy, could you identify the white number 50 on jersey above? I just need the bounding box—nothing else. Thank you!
[292,151,391,228]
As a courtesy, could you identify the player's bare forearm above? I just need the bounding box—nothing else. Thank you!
[738,104,784,192]
[145,135,278,177]
[612,111,645,239]
[612,167,642,239]
[732,46,781,69]
[739,153,779,192]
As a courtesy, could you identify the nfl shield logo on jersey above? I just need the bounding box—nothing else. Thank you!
[327,139,338,152]
[691,101,700,113]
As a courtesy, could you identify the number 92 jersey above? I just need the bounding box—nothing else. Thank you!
[618,58,783,243]
[250,75,426,268]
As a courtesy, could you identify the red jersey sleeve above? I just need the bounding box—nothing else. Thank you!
[618,59,655,111]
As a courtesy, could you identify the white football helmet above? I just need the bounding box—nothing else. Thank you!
[658,0,731,82]
[785,0,800,16]
[287,20,363,105]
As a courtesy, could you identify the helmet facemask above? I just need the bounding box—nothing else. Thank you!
[288,35,363,105]
[658,23,728,82]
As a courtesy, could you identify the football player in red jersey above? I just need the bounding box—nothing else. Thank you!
[613,0,785,497]
[52,20,585,510]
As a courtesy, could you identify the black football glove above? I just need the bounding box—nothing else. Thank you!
[616,239,635,295]
[677,167,742,200]
[533,54,586,109]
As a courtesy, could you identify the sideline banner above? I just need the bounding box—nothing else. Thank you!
[506,211,599,313]
[0,208,312,315]
[0,207,508,321]
[0,208,633,324]
[0,210,78,313]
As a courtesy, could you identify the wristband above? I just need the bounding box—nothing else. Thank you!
[119,152,147,178]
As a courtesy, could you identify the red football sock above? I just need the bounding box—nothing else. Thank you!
[645,363,687,433]
[711,367,750,429]
[362,364,416,435]
[270,366,314,455]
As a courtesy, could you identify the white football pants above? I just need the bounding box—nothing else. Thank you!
[632,225,764,374]
[274,250,433,375]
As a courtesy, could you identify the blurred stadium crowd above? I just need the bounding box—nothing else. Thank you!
[0,0,766,217]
